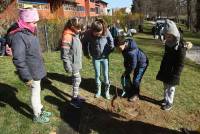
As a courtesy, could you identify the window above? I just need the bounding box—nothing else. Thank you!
[17,3,49,10]
[90,8,95,12]
[95,7,100,14]
[77,6,85,12]
[63,4,76,11]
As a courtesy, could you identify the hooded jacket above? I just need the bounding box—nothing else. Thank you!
[156,20,186,85]
[122,38,148,74]
[81,29,114,59]
[163,19,180,50]
[61,29,82,73]
[7,23,46,82]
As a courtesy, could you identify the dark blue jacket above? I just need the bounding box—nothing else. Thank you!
[122,38,148,74]
[7,24,46,82]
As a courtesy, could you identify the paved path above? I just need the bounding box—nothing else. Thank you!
[186,45,200,64]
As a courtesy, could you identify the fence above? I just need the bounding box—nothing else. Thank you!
[37,20,65,52]
[37,17,91,52]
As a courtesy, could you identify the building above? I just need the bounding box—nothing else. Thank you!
[0,0,108,20]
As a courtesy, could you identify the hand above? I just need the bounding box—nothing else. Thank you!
[6,44,12,56]
[25,80,33,87]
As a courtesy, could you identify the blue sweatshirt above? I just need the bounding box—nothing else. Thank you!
[122,38,148,74]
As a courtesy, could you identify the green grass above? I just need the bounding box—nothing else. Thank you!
[0,30,200,133]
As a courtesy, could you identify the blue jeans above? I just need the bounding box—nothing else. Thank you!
[130,65,148,96]
[92,58,109,85]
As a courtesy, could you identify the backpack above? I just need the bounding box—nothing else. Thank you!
[4,23,21,56]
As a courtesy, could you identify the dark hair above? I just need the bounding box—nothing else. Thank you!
[115,35,126,47]
[91,17,107,36]
[64,17,82,30]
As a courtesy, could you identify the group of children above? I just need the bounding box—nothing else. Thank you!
[6,8,191,123]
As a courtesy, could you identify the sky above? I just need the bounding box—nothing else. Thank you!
[104,0,132,9]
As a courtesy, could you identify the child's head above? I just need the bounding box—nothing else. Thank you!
[91,18,107,37]
[115,35,128,51]
[164,33,176,43]
[19,8,39,24]
[163,19,180,45]
[18,8,39,33]
[64,17,82,34]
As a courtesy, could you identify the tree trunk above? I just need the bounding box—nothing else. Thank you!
[187,0,192,30]
[196,0,200,32]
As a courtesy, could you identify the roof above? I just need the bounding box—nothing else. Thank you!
[63,0,79,5]
[18,0,48,4]
[96,0,108,5]
[18,0,78,5]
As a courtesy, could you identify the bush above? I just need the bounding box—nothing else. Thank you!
[0,0,12,13]
[38,19,66,52]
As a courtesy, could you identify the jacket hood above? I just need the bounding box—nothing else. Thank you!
[7,23,35,36]
[63,29,75,36]
[163,19,180,50]
[126,38,137,50]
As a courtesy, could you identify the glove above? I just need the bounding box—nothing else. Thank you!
[25,80,33,87]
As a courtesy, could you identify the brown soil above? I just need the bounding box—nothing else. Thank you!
[77,92,200,134]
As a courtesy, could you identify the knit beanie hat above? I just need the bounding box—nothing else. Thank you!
[19,8,39,23]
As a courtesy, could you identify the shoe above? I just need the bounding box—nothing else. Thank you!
[160,99,167,106]
[105,93,111,100]
[128,95,139,102]
[95,84,101,98]
[77,95,86,102]
[41,108,52,117]
[70,98,82,108]
[105,84,111,100]
[161,103,172,111]
[33,113,50,123]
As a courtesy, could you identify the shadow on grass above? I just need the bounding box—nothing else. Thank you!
[42,75,199,134]
[44,93,199,134]
[139,95,162,106]
[0,83,33,119]
[45,72,120,97]
[41,77,72,101]
[45,95,81,134]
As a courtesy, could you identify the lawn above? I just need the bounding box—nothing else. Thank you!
[0,31,200,134]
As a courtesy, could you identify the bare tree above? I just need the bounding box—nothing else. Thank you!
[196,0,200,31]
[186,0,192,29]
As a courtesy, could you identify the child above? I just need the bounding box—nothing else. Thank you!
[0,37,6,57]
[81,18,114,99]
[61,17,85,108]
[7,8,51,123]
[156,19,190,111]
[116,36,148,102]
